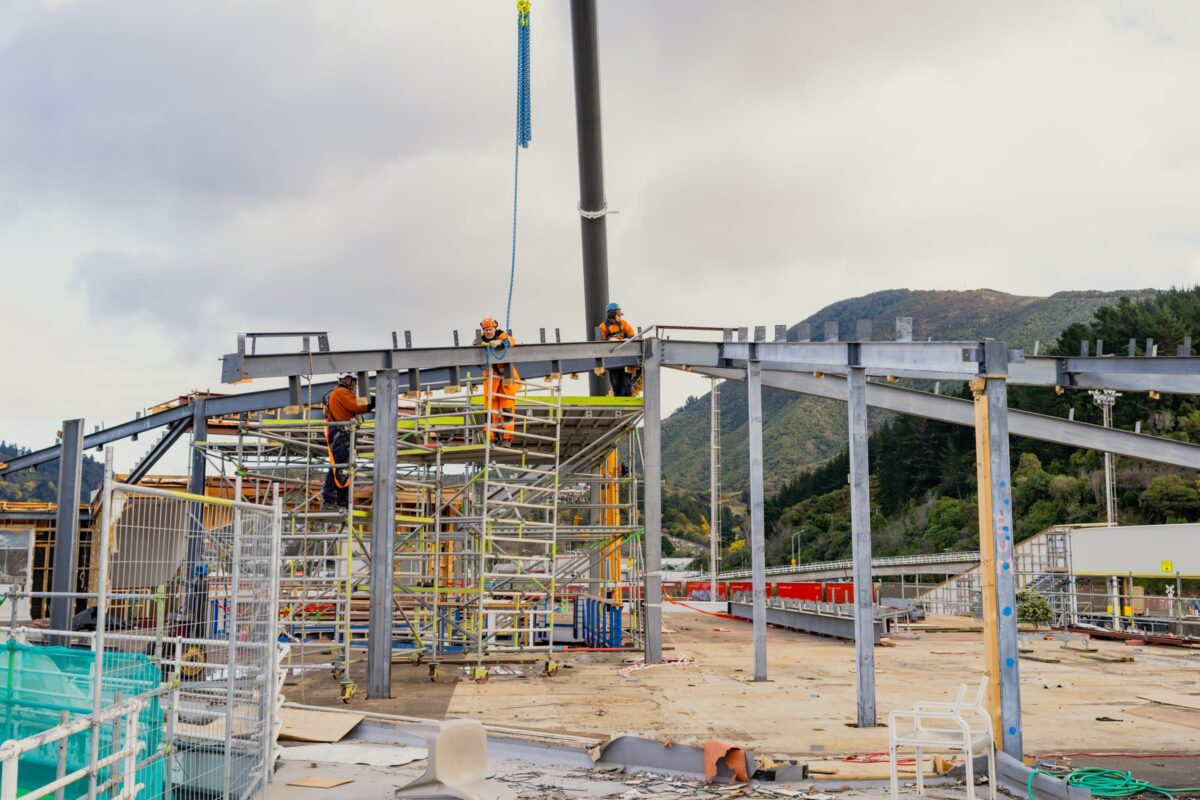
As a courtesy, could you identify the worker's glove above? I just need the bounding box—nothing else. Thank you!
[367,396,377,412]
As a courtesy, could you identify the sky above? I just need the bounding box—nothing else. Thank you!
[2,0,1199,475]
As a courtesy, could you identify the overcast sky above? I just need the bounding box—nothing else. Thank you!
[2,0,1199,474]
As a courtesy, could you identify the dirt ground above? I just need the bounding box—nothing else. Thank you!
[285,612,1200,760]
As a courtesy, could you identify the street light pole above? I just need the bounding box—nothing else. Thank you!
[790,531,801,567]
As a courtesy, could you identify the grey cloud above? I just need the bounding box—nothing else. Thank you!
[0,1,513,220]
[6,0,1200,373]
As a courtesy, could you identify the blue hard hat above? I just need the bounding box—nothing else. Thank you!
[607,302,620,312]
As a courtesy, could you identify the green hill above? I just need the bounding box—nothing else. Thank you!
[0,442,105,504]
[662,288,1153,495]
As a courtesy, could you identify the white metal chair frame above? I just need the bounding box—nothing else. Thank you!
[888,676,996,800]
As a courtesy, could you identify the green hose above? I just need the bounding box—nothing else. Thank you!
[1028,767,1200,799]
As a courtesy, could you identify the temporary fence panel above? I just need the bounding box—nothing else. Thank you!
[3,457,283,800]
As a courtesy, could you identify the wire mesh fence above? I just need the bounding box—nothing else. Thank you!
[0,453,282,800]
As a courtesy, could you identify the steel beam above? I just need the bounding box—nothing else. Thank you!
[847,366,876,727]
[368,370,399,699]
[660,339,1200,391]
[688,366,1200,470]
[746,359,768,681]
[642,342,663,664]
[221,341,632,382]
[1012,355,1200,393]
[5,354,637,478]
[0,405,192,476]
[128,418,190,484]
[569,0,612,396]
[728,601,886,643]
[50,419,84,640]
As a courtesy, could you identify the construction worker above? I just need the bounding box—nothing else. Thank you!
[479,316,520,441]
[322,373,375,509]
[600,302,637,396]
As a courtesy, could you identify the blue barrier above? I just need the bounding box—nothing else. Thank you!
[573,597,623,648]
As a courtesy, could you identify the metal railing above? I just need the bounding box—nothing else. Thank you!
[718,550,981,581]
[0,697,144,800]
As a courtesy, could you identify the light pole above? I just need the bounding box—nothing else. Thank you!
[790,531,801,567]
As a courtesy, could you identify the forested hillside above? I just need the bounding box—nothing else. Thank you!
[667,288,1200,570]
[0,442,104,503]
[662,288,1152,493]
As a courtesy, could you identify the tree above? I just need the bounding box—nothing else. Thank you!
[1139,475,1200,523]
[1016,589,1053,629]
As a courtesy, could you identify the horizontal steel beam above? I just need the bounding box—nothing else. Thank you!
[0,510,92,523]
[692,366,1200,470]
[221,340,639,382]
[1011,356,1200,393]
[2,356,634,477]
[727,600,885,643]
[662,339,1200,391]
[716,340,991,380]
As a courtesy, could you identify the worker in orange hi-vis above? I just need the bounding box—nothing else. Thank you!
[322,373,375,509]
[600,302,637,396]
[479,316,520,442]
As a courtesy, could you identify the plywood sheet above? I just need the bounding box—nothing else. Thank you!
[1137,692,1200,711]
[1127,704,1200,730]
[278,707,364,743]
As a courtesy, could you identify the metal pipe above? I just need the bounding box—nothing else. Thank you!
[569,0,611,396]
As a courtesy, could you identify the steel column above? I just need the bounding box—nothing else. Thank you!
[368,370,399,699]
[642,342,663,664]
[709,379,721,600]
[183,400,208,638]
[981,343,1023,758]
[746,359,768,681]
[569,0,611,396]
[846,366,876,726]
[49,419,84,640]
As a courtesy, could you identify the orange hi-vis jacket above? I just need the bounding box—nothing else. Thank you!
[326,385,371,422]
[601,318,635,341]
[481,330,519,378]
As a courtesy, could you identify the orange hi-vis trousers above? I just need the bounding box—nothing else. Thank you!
[484,375,519,441]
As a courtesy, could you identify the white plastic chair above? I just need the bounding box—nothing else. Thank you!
[888,676,996,800]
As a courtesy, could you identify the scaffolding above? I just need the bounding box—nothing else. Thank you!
[192,373,644,688]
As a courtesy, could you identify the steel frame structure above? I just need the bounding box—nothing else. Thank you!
[7,325,1198,762]
[643,325,1200,760]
